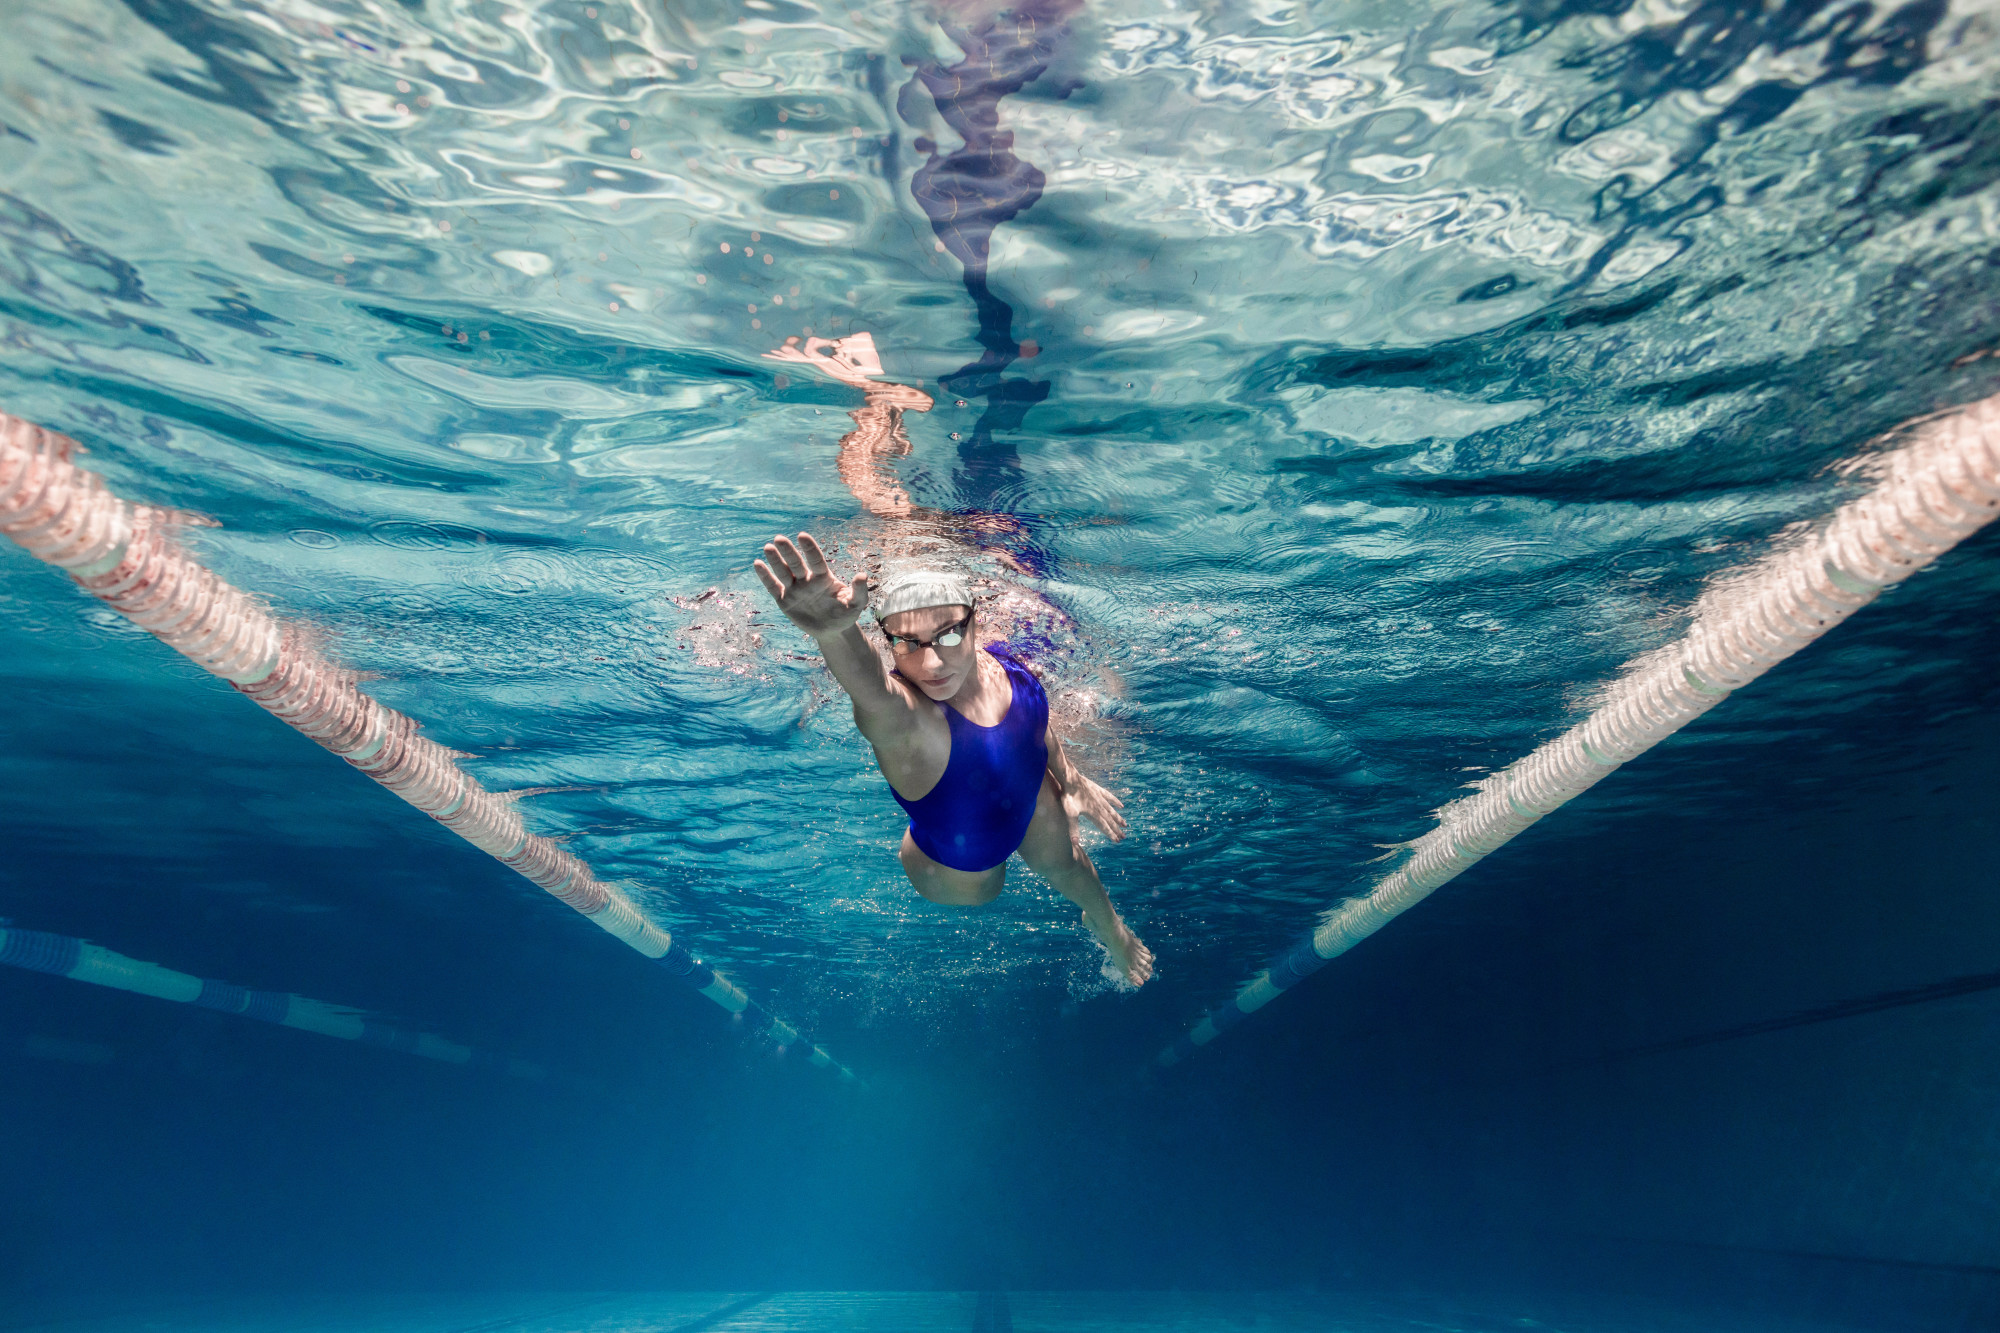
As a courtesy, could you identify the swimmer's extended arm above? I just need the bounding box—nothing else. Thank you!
[753,532,922,736]
[1044,720,1127,843]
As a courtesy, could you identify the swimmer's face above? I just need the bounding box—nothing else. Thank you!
[881,604,978,700]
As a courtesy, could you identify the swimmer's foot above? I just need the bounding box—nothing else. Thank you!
[1085,911,1155,987]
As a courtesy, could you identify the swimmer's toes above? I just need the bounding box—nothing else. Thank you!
[1126,936,1155,985]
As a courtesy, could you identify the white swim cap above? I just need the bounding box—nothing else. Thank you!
[872,567,975,620]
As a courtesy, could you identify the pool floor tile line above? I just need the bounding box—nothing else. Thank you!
[441,1294,625,1333]
[661,1293,776,1333]
[970,1291,1012,1333]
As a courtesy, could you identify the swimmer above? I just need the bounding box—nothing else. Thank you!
[753,533,1154,986]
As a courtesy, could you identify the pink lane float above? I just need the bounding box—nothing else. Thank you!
[0,409,854,1083]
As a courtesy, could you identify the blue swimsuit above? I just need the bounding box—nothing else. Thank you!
[892,646,1049,872]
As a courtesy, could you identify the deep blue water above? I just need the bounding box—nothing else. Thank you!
[3,1,2000,1329]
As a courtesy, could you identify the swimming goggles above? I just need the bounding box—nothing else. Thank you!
[883,613,972,653]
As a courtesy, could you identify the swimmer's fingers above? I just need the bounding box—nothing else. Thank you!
[760,544,796,587]
[1088,783,1127,841]
[848,572,871,614]
[795,532,833,579]
[767,535,809,580]
[752,558,787,602]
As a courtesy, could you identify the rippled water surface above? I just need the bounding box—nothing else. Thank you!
[5,0,2000,1059]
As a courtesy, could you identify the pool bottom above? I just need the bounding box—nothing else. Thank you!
[0,1288,1961,1333]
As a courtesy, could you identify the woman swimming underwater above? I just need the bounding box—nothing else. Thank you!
[754,531,1153,986]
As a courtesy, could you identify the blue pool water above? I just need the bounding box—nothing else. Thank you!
[3,1,1999,1328]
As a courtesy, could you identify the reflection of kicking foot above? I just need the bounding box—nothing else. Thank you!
[1086,912,1155,987]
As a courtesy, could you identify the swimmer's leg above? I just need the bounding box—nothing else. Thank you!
[1016,772,1154,986]
[900,830,1006,906]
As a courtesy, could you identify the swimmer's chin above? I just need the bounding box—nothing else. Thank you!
[911,676,958,699]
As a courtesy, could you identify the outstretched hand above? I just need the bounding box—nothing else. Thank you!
[753,532,870,640]
[1064,774,1128,844]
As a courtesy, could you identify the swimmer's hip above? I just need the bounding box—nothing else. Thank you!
[900,829,1007,906]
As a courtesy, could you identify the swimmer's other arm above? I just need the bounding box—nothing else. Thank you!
[1043,718,1127,844]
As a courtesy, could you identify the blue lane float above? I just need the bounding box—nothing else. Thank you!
[0,923,544,1076]
[1157,393,2000,1068]
[0,408,855,1082]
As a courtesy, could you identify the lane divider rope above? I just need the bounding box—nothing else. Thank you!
[1156,391,2000,1068]
[0,409,855,1082]
[0,922,546,1076]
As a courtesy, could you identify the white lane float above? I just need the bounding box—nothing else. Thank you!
[1158,391,2000,1067]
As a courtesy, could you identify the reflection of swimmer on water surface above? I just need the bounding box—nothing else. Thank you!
[764,331,1030,565]
[753,533,1153,986]
[766,331,936,523]
[900,0,1086,572]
